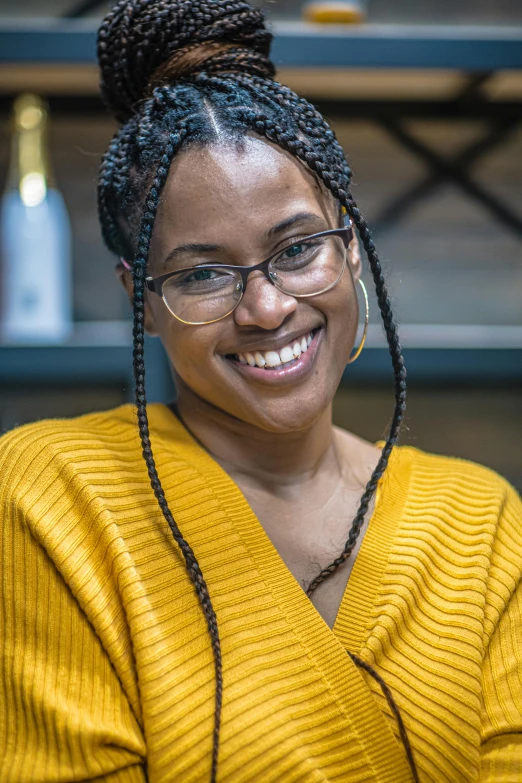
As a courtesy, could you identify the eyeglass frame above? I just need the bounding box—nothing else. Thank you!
[142,224,353,325]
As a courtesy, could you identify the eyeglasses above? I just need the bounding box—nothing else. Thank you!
[145,225,352,325]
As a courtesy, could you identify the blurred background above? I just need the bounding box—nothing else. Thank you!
[0,0,521,489]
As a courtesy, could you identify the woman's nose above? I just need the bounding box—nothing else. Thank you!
[233,271,297,329]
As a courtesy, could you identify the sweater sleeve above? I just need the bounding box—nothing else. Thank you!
[479,481,522,782]
[0,429,147,782]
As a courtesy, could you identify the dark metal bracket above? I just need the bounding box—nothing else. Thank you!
[62,0,109,19]
[352,74,522,236]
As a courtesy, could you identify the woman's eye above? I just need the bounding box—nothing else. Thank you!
[275,241,319,266]
[189,269,215,282]
[284,244,305,259]
[172,267,236,294]
[181,268,219,284]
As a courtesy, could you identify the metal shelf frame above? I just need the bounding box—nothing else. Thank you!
[0,338,173,403]
[1,21,522,69]
[2,323,521,405]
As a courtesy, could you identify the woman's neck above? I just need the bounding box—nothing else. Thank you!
[174,385,338,490]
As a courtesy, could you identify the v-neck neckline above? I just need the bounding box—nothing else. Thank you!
[151,403,414,781]
[160,402,411,644]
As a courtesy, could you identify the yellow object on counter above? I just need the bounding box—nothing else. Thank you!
[303,1,366,24]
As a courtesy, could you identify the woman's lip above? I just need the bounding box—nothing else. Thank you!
[225,328,323,385]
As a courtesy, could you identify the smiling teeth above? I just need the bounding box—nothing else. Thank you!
[236,331,314,368]
[265,351,281,367]
[280,346,294,363]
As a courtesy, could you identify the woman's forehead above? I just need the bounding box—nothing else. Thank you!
[156,137,336,232]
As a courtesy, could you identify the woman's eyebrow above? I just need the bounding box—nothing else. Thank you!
[161,242,221,268]
[161,213,326,268]
[266,212,327,237]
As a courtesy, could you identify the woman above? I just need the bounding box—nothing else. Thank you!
[1,2,521,781]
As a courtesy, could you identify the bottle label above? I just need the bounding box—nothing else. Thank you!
[1,189,72,343]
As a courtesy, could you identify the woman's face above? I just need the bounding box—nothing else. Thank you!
[124,137,361,433]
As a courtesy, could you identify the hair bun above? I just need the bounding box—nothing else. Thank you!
[98,0,274,122]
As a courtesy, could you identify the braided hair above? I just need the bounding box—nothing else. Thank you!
[96,2,413,781]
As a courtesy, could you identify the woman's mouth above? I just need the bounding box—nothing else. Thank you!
[236,329,314,369]
[225,328,322,383]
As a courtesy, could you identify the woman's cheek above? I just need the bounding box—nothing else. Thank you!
[324,283,358,362]
[165,327,222,394]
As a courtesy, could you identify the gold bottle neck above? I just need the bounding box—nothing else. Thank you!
[8,94,53,205]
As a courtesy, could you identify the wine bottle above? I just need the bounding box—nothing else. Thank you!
[0,93,72,343]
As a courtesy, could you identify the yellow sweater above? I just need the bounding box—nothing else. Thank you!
[1,403,521,783]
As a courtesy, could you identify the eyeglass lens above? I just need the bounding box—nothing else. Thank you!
[161,234,346,324]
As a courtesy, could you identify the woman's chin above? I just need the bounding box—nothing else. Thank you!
[236,393,332,434]
[176,369,337,435]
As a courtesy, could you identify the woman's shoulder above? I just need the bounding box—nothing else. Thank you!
[0,403,170,498]
[348,429,519,509]
[1,403,136,465]
[383,444,522,639]
[392,442,518,499]
[0,402,194,497]
[383,442,521,544]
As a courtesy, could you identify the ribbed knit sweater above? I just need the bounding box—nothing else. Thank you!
[1,403,521,783]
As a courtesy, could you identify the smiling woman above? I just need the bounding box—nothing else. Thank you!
[1,2,522,783]
[131,140,362,435]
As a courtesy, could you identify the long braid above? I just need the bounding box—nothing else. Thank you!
[306,193,407,592]
[96,3,416,781]
[350,653,420,783]
[195,77,406,592]
[218,107,416,782]
[132,124,223,782]
[98,117,139,257]
[222,106,407,593]
[97,125,128,255]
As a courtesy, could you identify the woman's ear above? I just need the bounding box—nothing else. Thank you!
[348,230,362,282]
[115,263,159,336]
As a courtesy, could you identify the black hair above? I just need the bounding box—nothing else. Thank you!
[97,3,412,782]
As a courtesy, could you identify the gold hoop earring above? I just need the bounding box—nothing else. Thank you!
[347,278,369,364]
